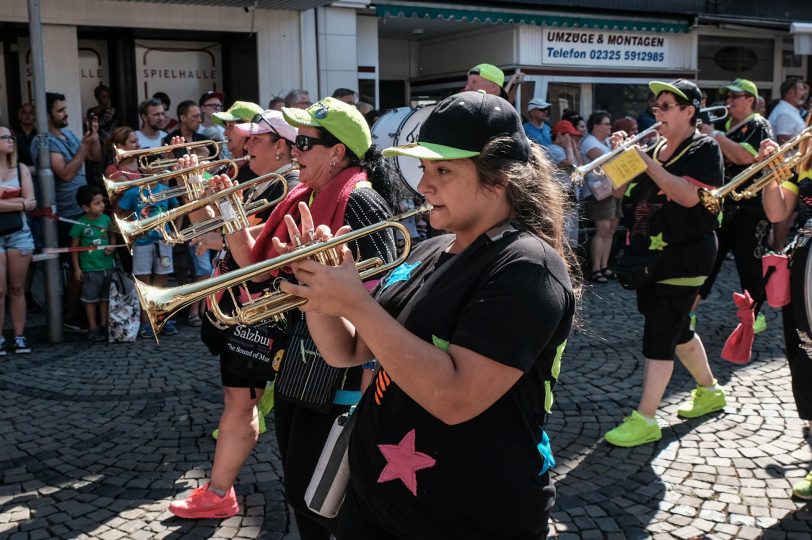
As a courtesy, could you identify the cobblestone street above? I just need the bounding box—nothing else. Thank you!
[1,262,811,539]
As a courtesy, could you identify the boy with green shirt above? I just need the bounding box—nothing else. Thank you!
[70,185,115,342]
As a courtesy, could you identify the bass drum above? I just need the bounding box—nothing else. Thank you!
[371,106,435,196]
[791,237,812,336]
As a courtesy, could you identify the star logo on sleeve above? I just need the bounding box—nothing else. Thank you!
[382,261,421,289]
[648,232,669,251]
[377,429,436,496]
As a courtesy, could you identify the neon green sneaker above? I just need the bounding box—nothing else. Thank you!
[211,409,267,441]
[677,383,726,418]
[689,311,697,332]
[792,471,812,500]
[753,312,767,334]
[604,410,662,447]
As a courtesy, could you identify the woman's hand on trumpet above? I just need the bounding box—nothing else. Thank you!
[275,202,371,318]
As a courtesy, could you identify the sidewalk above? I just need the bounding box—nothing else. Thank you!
[1,261,810,539]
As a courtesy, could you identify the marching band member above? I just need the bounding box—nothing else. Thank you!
[279,91,578,539]
[695,79,775,332]
[604,79,727,447]
[759,114,812,500]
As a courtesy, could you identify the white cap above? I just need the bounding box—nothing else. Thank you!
[234,109,298,143]
[527,98,551,111]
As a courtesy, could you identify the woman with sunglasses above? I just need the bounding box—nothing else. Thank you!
[276,91,577,539]
[173,98,397,539]
[0,124,36,354]
[604,79,727,448]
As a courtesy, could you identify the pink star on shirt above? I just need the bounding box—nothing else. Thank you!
[377,429,436,496]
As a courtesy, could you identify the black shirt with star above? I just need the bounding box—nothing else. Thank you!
[346,231,575,539]
[621,132,724,281]
[724,113,773,209]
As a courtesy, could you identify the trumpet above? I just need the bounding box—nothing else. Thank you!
[699,105,728,125]
[113,139,224,172]
[136,204,432,339]
[699,125,812,214]
[115,171,287,250]
[104,157,247,204]
[572,123,661,185]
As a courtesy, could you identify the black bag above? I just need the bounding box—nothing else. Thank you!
[221,317,289,387]
[0,211,22,236]
[275,314,347,412]
[615,252,664,290]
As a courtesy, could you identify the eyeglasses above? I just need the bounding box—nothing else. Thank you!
[0,135,14,141]
[651,103,686,114]
[295,134,328,152]
[203,102,222,110]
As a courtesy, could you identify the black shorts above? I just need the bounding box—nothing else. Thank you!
[637,284,698,360]
[219,356,270,390]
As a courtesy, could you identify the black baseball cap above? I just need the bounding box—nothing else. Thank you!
[649,79,702,109]
[383,91,530,162]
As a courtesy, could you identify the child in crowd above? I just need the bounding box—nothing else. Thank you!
[70,185,115,342]
[115,175,179,338]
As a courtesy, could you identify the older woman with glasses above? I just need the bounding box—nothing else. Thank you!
[173,98,398,540]
[604,79,727,448]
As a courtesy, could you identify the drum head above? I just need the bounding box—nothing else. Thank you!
[370,107,413,153]
[392,106,434,196]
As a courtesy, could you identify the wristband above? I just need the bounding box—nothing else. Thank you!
[362,360,377,370]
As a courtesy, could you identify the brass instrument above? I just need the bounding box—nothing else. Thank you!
[699,125,812,214]
[136,204,432,339]
[104,157,247,204]
[572,122,661,185]
[113,139,225,172]
[115,171,287,250]
[699,105,728,125]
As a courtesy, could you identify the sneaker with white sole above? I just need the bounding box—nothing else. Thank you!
[169,483,239,519]
[13,336,31,354]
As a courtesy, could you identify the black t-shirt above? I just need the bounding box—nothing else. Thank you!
[724,113,773,209]
[347,231,575,539]
[781,169,812,230]
[622,132,723,281]
[15,129,36,167]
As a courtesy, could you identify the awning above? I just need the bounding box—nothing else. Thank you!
[791,22,812,55]
[376,3,690,33]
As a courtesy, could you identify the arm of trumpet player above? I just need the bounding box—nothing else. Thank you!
[759,139,798,223]
[698,123,758,166]
[634,148,707,207]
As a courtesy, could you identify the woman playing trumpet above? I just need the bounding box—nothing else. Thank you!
[278,91,578,539]
[604,79,727,447]
[170,98,398,540]
[759,114,812,500]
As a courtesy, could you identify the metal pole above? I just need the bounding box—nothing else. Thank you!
[28,0,63,343]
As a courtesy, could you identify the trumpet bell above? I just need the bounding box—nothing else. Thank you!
[136,204,432,339]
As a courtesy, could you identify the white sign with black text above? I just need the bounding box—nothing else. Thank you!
[542,29,674,69]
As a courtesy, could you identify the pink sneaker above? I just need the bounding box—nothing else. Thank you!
[168,483,239,519]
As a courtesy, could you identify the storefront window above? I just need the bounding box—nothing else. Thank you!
[548,82,581,122]
[593,83,650,121]
[698,36,774,82]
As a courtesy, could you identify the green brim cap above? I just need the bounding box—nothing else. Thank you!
[649,81,688,102]
[212,101,263,127]
[282,96,371,158]
[469,63,505,87]
[649,79,702,109]
[382,142,480,161]
[720,78,758,97]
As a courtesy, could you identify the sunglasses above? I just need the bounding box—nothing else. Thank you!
[251,113,283,139]
[651,102,687,114]
[295,134,329,152]
[725,93,749,100]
